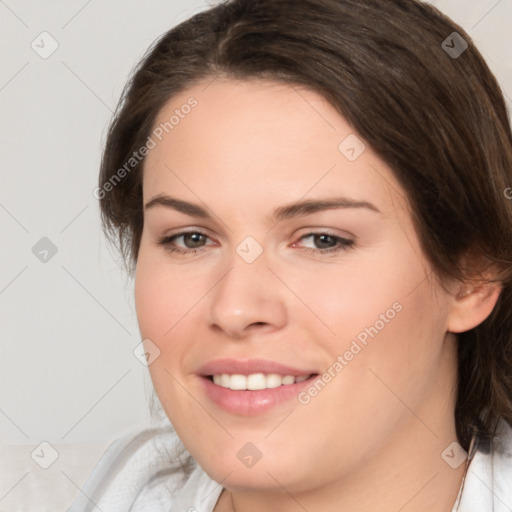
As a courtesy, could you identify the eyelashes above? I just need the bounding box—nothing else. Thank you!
[157,230,355,256]
[295,232,355,254]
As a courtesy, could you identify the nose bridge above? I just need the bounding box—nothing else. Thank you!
[207,241,287,338]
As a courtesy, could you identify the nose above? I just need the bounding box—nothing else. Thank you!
[206,249,287,340]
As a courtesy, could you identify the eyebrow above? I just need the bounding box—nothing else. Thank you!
[144,194,381,222]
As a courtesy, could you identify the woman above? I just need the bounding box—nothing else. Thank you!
[70,0,512,510]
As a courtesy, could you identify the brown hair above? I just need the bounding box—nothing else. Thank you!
[98,0,512,449]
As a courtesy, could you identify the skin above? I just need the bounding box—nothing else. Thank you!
[134,78,501,512]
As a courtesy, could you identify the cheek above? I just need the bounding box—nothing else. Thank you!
[134,245,216,407]
[134,255,189,424]
[134,248,187,393]
[134,264,169,342]
[134,244,206,341]
[291,243,449,412]
[282,280,449,479]
[308,275,448,430]
[288,241,429,346]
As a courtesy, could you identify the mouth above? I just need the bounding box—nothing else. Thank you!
[196,359,320,415]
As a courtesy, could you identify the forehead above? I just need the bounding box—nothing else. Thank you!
[142,78,406,217]
[147,78,347,161]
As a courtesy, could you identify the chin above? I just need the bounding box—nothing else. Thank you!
[194,443,313,491]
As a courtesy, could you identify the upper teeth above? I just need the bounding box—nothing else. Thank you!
[212,373,310,390]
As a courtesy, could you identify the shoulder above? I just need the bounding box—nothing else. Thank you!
[67,421,221,512]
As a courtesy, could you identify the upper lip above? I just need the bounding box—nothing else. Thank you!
[197,358,317,377]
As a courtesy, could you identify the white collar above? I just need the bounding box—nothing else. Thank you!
[452,417,512,511]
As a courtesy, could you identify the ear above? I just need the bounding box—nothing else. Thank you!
[447,278,502,333]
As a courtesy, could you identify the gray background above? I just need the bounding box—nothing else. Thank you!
[1,0,511,447]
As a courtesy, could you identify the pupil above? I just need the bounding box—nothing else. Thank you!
[185,233,204,248]
[315,234,334,248]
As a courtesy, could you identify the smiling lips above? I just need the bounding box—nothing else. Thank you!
[197,358,319,414]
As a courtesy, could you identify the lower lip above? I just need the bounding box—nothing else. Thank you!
[198,375,318,416]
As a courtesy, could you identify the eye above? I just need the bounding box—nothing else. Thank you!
[157,230,355,256]
[158,231,214,255]
[293,232,355,254]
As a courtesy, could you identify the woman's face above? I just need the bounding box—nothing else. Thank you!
[135,78,459,492]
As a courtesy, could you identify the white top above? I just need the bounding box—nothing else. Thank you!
[68,418,512,512]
